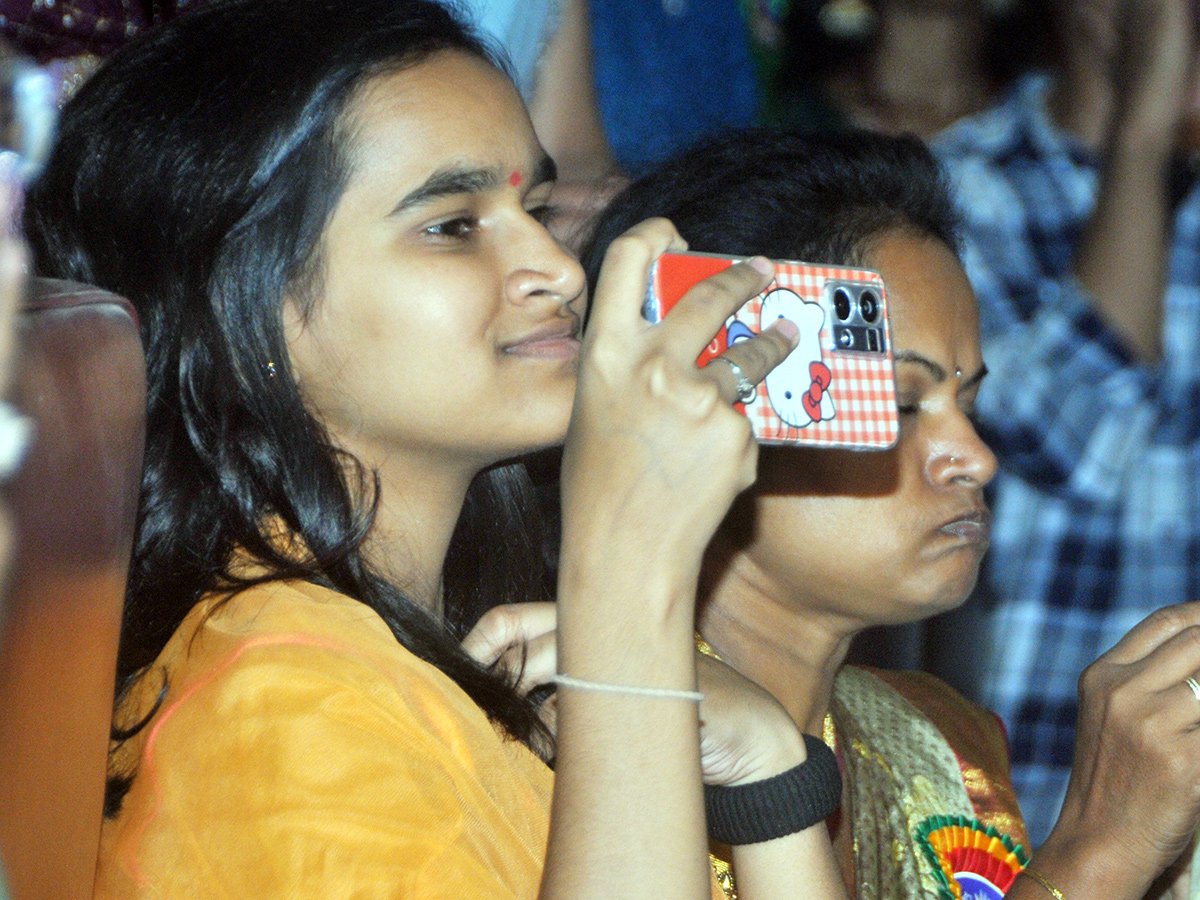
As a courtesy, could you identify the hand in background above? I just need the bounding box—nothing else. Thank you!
[1031,604,1200,900]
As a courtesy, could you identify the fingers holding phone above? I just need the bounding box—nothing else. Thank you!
[648,251,899,449]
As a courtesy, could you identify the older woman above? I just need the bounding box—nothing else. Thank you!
[582,128,1200,900]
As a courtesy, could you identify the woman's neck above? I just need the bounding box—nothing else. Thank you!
[696,546,856,735]
[830,2,992,138]
[355,448,481,619]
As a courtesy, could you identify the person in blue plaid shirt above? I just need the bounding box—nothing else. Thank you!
[933,0,1200,846]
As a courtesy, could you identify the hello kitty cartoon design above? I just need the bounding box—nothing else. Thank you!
[759,288,835,427]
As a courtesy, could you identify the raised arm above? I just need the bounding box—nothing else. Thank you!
[1068,0,1194,364]
[937,0,1197,497]
[542,219,786,899]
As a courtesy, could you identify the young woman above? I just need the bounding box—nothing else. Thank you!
[582,129,1200,900]
[24,2,848,898]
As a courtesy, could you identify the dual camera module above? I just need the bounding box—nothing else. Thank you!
[829,282,886,354]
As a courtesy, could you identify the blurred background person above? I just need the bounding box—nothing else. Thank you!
[773,0,1050,137]
[932,0,1200,845]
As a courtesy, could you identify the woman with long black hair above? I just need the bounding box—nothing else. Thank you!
[26,1,846,897]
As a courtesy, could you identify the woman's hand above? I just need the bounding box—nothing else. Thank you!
[462,602,810,769]
[1026,604,1200,900]
[695,651,810,786]
[559,218,797,598]
[559,220,801,633]
[479,601,851,900]
[463,602,558,731]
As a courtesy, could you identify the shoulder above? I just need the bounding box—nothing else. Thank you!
[114,578,529,787]
[934,73,1054,162]
[864,668,1007,760]
[100,579,554,897]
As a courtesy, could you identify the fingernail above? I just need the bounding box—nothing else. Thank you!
[746,256,774,276]
[772,318,799,345]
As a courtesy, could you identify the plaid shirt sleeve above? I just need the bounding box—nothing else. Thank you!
[932,75,1200,845]
[938,88,1162,505]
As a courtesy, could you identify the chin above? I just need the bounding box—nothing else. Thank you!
[884,567,981,627]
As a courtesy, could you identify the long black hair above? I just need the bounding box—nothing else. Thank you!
[582,128,961,283]
[25,0,553,815]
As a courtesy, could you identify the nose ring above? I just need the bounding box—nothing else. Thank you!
[950,456,959,465]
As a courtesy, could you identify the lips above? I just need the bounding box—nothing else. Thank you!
[501,318,581,359]
[938,507,991,544]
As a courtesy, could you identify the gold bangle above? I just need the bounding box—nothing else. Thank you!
[1021,867,1066,900]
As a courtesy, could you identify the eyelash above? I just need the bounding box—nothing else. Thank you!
[424,216,478,240]
[422,201,557,241]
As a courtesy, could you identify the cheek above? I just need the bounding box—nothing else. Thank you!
[753,493,902,585]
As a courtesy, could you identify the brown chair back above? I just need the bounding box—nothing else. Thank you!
[0,278,145,900]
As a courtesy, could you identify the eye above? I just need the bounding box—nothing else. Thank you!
[424,215,478,241]
[894,387,920,416]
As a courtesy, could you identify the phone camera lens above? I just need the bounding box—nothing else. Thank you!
[834,288,852,321]
[836,328,855,349]
[859,290,878,323]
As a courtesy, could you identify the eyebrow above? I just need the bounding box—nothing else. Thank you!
[389,154,557,217]
[893,350,988,392]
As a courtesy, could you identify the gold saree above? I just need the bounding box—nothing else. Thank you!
[713,665,1028,900]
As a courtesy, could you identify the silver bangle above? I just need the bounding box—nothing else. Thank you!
[553,673,704,702]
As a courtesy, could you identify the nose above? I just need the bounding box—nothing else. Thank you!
[925,414,997,490]
[504,216,587,315]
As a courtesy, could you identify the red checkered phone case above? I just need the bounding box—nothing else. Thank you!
[645,252,899,449]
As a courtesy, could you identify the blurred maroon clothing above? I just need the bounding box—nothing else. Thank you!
[0,1,196,61]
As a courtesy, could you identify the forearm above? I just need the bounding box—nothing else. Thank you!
[540,552,710,900]
[528,0,617,183]
[1071,0,1192,365]
[1074,126,1173,363]
[732,827,849,900]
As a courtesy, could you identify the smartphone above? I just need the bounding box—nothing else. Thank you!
[645,251,898,450]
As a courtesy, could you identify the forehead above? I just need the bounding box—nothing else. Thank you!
[863,230,980,359]
[340,50,537,184]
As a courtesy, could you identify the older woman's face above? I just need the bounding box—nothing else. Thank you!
[741,229,996,627]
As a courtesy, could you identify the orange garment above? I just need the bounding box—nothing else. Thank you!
[97,578,727,899]
[95,578,555,899]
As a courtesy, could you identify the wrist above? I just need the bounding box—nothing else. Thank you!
[720,719,809,787]
[1031,828,1153,900]
[704,734,841,846]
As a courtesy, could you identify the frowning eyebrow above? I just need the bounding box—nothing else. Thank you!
[893,350,987,392]
[389,154,557,217]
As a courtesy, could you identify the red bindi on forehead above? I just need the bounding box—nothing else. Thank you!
[508,170,523,187]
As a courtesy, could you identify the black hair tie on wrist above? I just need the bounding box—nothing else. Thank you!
[704,733,842,846]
